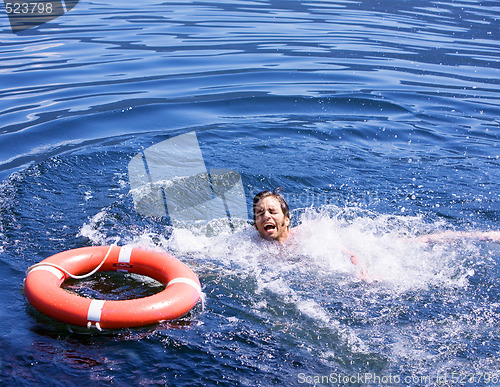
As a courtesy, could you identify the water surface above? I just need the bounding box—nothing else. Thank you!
[0,0,499,385]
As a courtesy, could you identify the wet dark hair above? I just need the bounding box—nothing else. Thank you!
[252,187,290,225]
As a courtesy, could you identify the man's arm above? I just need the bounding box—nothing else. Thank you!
[414,231,500,244]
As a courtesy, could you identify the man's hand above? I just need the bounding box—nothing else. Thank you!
[343,246,372,283]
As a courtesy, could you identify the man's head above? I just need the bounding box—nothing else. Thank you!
[253,188,290,242]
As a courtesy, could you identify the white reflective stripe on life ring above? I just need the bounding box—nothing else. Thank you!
[29,265,65,281]
[116,246,134,272]
[87,299,106,322]
[118,245,133,263]
[167,277,201,294]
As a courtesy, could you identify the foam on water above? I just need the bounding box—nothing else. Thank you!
[163,210,470,283]
[79,198,479,292]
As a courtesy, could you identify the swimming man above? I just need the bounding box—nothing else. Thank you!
[253,188,367,277]
[252,188,500,279]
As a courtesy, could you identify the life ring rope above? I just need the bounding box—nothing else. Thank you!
[26,244,116,280]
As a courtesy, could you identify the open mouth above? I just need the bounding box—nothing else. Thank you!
[264,224,276,231]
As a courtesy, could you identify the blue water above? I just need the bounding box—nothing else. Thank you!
[1,0,499,385]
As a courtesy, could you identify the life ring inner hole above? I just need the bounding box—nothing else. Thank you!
[62,271,165,301]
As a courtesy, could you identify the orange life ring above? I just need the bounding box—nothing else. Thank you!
[24,246,201,329]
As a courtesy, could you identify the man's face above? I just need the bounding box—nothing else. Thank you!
[254,196,290,242]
